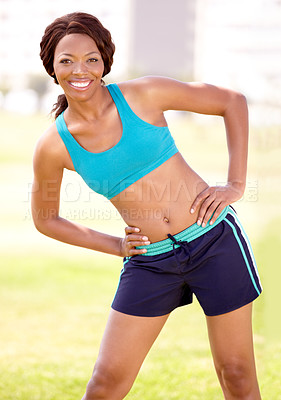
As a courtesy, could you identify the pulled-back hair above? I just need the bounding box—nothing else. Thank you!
[40,12,115,118]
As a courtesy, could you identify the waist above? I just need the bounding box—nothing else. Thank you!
[111,153,210,241]
[136,206,230,256]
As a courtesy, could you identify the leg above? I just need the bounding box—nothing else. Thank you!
[206,302,261,400]
[82,309,169,400]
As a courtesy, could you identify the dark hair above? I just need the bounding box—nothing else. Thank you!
[40,12,115,118]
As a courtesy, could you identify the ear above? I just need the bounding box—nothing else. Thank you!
[51,72,59,85]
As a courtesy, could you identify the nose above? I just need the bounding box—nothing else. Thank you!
[72,61,88,75]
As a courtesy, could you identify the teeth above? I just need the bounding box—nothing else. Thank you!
[70,81,91,88]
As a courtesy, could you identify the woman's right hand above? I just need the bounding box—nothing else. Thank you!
[120,226,151,257]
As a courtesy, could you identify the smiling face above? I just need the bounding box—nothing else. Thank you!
[53,33,105,101]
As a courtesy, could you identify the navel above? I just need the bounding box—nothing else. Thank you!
[163,216,170,223]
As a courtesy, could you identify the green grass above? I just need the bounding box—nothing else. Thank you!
[0,110,281,399]
[0,254,117,400]
[0,240,279,400]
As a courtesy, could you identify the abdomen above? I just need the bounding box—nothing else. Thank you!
[110,152,209,242]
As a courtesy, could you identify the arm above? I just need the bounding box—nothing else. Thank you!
[132,77,248,225]
[190,88,248,227]
[31,130,150,257]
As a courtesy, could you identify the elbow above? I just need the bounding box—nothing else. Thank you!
[236,91,247,107]
[224,90,248,117]
[232,89,247,105]
[32,217,49,236]
[33,219,48,235]
[32,209,59,236]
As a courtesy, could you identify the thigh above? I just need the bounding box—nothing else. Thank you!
[95,308,169,384]
[206,303,258,379]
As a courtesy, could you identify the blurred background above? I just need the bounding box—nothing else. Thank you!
[0,1,280,399]
[1,0,281,122]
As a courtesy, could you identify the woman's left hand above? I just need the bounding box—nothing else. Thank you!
[190,183,244,227]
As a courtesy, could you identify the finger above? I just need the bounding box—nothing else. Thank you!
[196,193,216,225]
[127,240,150,247]
[209,203,226,225]
[125,226,140,234]
[129,247,149,255]
[201,201,221,227]
[190,187,211,214]
[126,234,149,242]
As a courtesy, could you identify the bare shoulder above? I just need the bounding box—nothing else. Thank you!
[117,76,244,115]
[33,121,73,175]
[34,123,62,163]
[117,76,197,112]
[118,76,177,97]
[117,76,180,111]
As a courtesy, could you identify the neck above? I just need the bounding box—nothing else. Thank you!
[65,84,109,122]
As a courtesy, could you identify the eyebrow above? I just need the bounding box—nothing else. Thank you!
[58,51,100,57]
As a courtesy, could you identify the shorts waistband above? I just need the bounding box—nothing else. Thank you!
[136,206,230,256]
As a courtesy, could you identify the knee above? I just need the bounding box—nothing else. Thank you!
[219,360,253,397]
[83,362,131,400]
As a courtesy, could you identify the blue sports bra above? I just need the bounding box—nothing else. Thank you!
[55,83,179,199]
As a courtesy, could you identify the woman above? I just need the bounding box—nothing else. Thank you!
[32,12,262,400]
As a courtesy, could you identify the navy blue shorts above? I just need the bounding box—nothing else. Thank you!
[112,206,262,317]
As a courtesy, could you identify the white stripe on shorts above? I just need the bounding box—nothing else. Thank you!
[227,209,262,290]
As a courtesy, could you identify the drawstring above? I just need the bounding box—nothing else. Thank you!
[167,233,182,249]
[167,233,191,268]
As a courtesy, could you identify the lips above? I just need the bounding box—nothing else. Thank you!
[68,80,92,89]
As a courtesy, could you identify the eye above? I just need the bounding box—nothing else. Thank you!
[60,59,71,64]
[88,57,99,63]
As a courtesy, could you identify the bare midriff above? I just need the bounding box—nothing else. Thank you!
[110,152,209,243]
